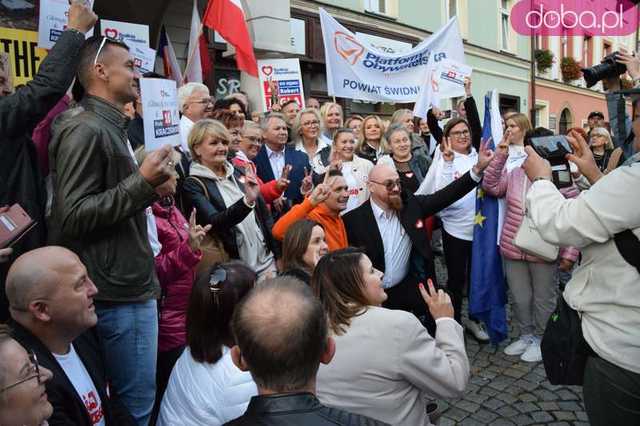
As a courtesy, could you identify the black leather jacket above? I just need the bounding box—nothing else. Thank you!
[224,393,388,426]
[48,95,160,302]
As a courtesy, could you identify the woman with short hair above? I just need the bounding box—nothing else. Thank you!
[319,102,344,143]
[313,248,469,426]
[183,119,278,280]
[158,262,258,426]
[291,107,330,163]
[378,123,431,194]
[281,219,329,285]
[589,126,625,173]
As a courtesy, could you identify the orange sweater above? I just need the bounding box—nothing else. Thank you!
[272,198,348,251]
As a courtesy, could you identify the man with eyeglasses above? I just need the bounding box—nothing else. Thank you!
[6,246,134,425]
[0,1,96,323]
[343,148,493,335]
[47,35,174,426]
[0,324,54,426]
[178,82,214,155]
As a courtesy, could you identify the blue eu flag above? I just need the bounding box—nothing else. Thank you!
[469,91,508,345]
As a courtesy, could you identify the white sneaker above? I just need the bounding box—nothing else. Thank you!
[465,320,490,342]
[504,335,534,356]
[520,337,542,362]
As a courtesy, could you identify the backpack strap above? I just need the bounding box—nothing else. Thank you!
[614,229,640,275]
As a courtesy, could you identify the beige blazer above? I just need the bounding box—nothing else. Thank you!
[316,307,469,426]
[526,164,640,374]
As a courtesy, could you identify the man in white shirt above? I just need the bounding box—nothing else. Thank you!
[6,246,134,426]
[344,161,489,335]
[178,82,213,155]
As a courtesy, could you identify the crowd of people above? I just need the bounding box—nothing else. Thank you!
[0,3,639,426]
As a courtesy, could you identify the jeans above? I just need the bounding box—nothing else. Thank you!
[583,356,640,426]
[95,300,158,426]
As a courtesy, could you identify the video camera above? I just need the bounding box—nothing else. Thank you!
[528,135,574,188]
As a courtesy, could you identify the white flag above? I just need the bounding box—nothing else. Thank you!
[319,8,464,104]
[184,0,203,84]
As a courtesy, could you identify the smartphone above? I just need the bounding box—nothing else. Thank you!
[0,204,36,249]
[529,136,574,188]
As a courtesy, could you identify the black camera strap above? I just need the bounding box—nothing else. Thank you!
[617,94,626,148]
[614,230,640,275]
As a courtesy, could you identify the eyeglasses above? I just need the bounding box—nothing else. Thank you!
[209,267,227,307]
[190,97,214,105]
[302,120,320,127]
[449,129,470,138]
[370,179,401,191]
[0,351,41,393]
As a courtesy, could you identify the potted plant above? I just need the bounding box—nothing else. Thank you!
[534,49,554,74]
[561,57,582,82]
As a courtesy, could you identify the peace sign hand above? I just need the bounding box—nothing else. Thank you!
[187,209,212,251]
[276,164,292,191]
[441,137,454,162]
[300,167,313,196]
[243,165,261,204]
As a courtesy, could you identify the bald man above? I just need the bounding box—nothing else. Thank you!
[343,161,488,335]
[7,246,134,426]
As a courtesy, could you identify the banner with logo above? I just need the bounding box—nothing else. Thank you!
[0,28,48,86]
[100,19,149,48]
[257,58,305,112]
[38,0,94,49]
[319,8,464,104]
[140,78,181,151]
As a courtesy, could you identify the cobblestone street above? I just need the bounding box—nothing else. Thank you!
[434,256,590,426]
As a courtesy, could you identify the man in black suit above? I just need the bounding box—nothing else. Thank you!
[254,113,311,208]
[343,145,493,334]
[6,246,134,426]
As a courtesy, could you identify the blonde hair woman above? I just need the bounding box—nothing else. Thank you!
[356,115,388,164]
[589,127,625,173]
[319,102,344,143]
[183,119,278,281]
[291,107,330,163]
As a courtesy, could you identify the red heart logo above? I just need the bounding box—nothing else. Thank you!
[104,28,118,39]
[261,66,273,76]
[415,219,424,229]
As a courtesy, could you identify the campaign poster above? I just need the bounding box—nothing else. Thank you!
[140,77,181,151]
[131,45,156,74]
[0,27,48,86]
[433,58,472,100]
[100,19,149,48]
[38,0,95,49]
[257,58,304,113]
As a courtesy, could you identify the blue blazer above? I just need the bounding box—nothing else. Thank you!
[254,145,310,204]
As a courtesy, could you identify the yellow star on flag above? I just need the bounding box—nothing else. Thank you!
[477,188,485,199]
[474,212,487,227]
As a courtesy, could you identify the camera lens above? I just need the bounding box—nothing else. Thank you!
[581,52,627,88]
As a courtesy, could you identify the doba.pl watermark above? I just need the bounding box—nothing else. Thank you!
[511,0,639,36]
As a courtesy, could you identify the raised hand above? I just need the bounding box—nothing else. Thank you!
[243,165,261,204]
[440,137,454,162]
[566,130,603,184]
[309,182,331,206]
[497,131,511,154]
[523,146,552,182]
[300,167,313,196]
[187,209,211,251]
[276,164,292,191]
[617,48,640,81]
[418,279,454,320]
[464,77,472,97]
[139,145,173,187]
[67,0,98,33]
[474,139,496,173]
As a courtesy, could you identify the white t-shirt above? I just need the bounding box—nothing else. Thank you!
[54,345,106,426]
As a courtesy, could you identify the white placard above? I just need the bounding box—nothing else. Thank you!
[131,45,156,74]
[432,59,472,100]
[38,0,94,49]
[257,58,305,113]
[140,78,181,151]
[100,19,149,48]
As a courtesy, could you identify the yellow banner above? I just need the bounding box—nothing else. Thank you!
[0,27,48,86]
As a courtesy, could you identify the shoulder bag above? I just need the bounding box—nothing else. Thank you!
[513,177,559,262]
[186,176,230,276]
